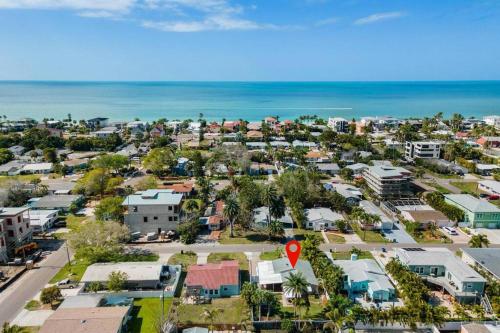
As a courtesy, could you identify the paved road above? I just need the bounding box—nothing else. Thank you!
[0,241,68,326]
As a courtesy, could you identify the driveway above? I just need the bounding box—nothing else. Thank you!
[444,228,470,244]
[382,223,417,244]
[473,228,500,244]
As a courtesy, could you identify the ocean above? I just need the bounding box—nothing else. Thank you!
[0,81,499,122]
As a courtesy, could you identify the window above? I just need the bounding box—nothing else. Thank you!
[214,290,218,295]
[143,217,148,223]
[153,216,158,220]
[466,283,473,290]
[0,239,4,246]
[209,290,213,295]
[18,216,21,223]
[133,206,138,212]
[173,216,178,222]
[26,223,29,229]
[168,206,173,211]
[7,219,12,226]
[19,227,23,233]
[308,223,313,227]
[223,287,228,291]
[415,267,424,274]
[7,230,14,237]
[168,217,173,222]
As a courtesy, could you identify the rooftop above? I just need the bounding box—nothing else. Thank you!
[185,260,239,289]
[462,248,500,279]
[444,194,500,213]
[30,195,82,209]
[81,262,165,282]
[122,189,183,206]
[335,258,395,293]
[366,165,411,178]
[305,207,343,222]
[257,258,318,286]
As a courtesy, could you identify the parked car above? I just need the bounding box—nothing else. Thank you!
[57,278,77,289]
[488,195,499,200]
[443,226,458,235]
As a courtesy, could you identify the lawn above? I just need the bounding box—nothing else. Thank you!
[423,181,451,194]
[351,224,387,243]
[24,300,41,311]
[49,258,91,283]
[325,233,346,244]
[292,229,323,243]
[280,295,326,320]
[129,298,173,333]
[219,228,271,244]
[260,248,283,260]
[450,181,479,194]
[0,174,40,186]
[178,298,249,325]
[167,252,197,270]
[331,250,373,260]
[64,214,88,230]
[412,230,452,244]
[207,252,249,270]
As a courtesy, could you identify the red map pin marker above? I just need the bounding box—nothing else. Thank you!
[285,240,301,269]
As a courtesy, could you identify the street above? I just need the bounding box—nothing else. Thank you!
[0,241,68,325]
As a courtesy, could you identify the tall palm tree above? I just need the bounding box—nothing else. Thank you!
[223,195,240,238]
[283,272,309,317]
[268,220,285,240]
[202,308,222,333]
[262,185,278,225]
[469,234,490,248]
[1,323,28,333]
[184,199,200,219]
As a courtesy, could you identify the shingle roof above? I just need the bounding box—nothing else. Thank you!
[185,260,239,289]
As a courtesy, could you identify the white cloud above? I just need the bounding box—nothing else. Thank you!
[143,15,276,32]
[354,11,405,25]
[315,16,338,26]
[0,0,135,12]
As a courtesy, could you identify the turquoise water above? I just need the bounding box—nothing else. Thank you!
[0,81,499,121]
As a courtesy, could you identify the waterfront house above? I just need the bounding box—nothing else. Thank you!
[122,189,183,234]
[444,194,500,228]
[395,248,486,303]
[185,261,240,299]
[335,255,396,302]
[87,117,109,128]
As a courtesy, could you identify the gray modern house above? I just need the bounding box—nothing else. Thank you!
[122,189,183,234]
[395,248,486,304]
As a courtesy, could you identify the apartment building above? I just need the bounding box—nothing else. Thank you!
[405,141,442,161]
[122,189,183,235]
[327,117,349,133]
[363,165,412,200]
[0,219,7,263]
[0,207,32,254]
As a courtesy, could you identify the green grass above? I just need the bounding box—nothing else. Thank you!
[279,295,325,319]
[427,171,461,179]
[129,298,173,333]
[21,327,40,333]
[167,252,197,270]
[24,300,41,311]
[331,250,373,260]
[178,298,249,325]
[292,229,323,243]
[64,214,88,231]
[450,181,479,194]
[49,258,91,283]
[351,224,387,243]
[219,228,271,244]
[260,248,283,260]
[207,252,249,270]
[423,181,451,194]
[0,174,40,186]
[412,230,452,244]
[325,233,346,244]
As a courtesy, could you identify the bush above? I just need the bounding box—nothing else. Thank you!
[40,286,62,307]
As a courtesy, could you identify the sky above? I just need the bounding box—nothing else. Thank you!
[0,0,500,81]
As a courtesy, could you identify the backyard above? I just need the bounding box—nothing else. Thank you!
[450,181,479,194]
[177,298,249,326]
[167,252,197,270]
[129,298,173,333]
[351,224,387,243]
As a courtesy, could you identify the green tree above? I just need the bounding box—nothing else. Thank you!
[43,147,58,163]
[143,147,176,177]
[88,281,102,293]
[223,195,240,238]
[92,154,129,174]
[40,286,62,308]
[135,175,158,190]
[0,148,14,165]
[107,271,128,292]
[1,323,29,333]
[469,234,490,248]
[283,272,309,316]
[340,168,354,181]
[184,199,200,218]
[177,219,200,244]
[95,197,125,221]
[335,219,347,233]
[203,308,222,333]
[268,220,285,240]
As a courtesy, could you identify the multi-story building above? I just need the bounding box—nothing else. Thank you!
[444,194,500,229]
[395,248,485,304]
[483,115,500,129]
[363,165,412,200]
[327,117,349,133]
[0,207,32,255]
[0,219,8,263]
[405,141,442,161]
[122,189,183,235]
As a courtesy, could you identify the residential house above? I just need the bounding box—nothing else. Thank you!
[292,140,317,149]
[39,306,131,333]
[257,258,318,299]
[0,207,32,252]
[92,126,119,138]
[359,200,394,230]
[461,248,500,281]
[164,182,195,198]
[346,163,369,176]
[476,164,500,176]
[8,145,25,156]
[477,136,500,148]
[328,117,349,133]
[335,255,396,302]
[363,165,412,200]
[150,125,165,138]
[305,150,329,163]
[41,178,77,195]
[0,220,7,263]
[324,183,362,205]
[395,248,486,303]
[62,158,89,171]
[248,162,276,176]
[173,157,191,176]
[405,141,442,161]
[21,162,53,174]
[185,261,240,299]
[253,206,293,228]
[478,180,500,196]
[0,160,24,175]
[24,209,58,233]
[483,115,500,129]
[246,142,267,150]
[29,195,83,213]
[246,122,261,131]
[222,121,240,132]
[444,194,500,228]
[87,117,109,128]
[305,207,343,231]
[122,189,183,234]
[315,163,340,175]
[400,209,451,229]
[246,130,264,141]
[81,262,180,290]
[461,323,500,333]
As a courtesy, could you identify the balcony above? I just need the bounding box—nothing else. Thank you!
[424,276,480,299]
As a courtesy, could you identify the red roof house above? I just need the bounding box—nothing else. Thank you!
[185,261,240,298]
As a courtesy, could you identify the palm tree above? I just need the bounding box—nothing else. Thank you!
[268,220,285,240]
[1,323,28,333]
[184,199,200,219]
[262,185,278,225]
[223,195,240,238]
[469,234,490,248]
[202,307,222,333]
[283,272,309,317]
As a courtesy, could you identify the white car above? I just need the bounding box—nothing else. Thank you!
[443,226,458,235]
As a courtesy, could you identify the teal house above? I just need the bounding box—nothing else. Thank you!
[335,255,396,302]
[395,248,486,304]
[185,261,240,299]
[444,194,500,229]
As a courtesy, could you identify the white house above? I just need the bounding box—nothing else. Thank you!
[305,207,343,231]
[21,163,53,174]
[24,209,58,233]
[479,180,500,196]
